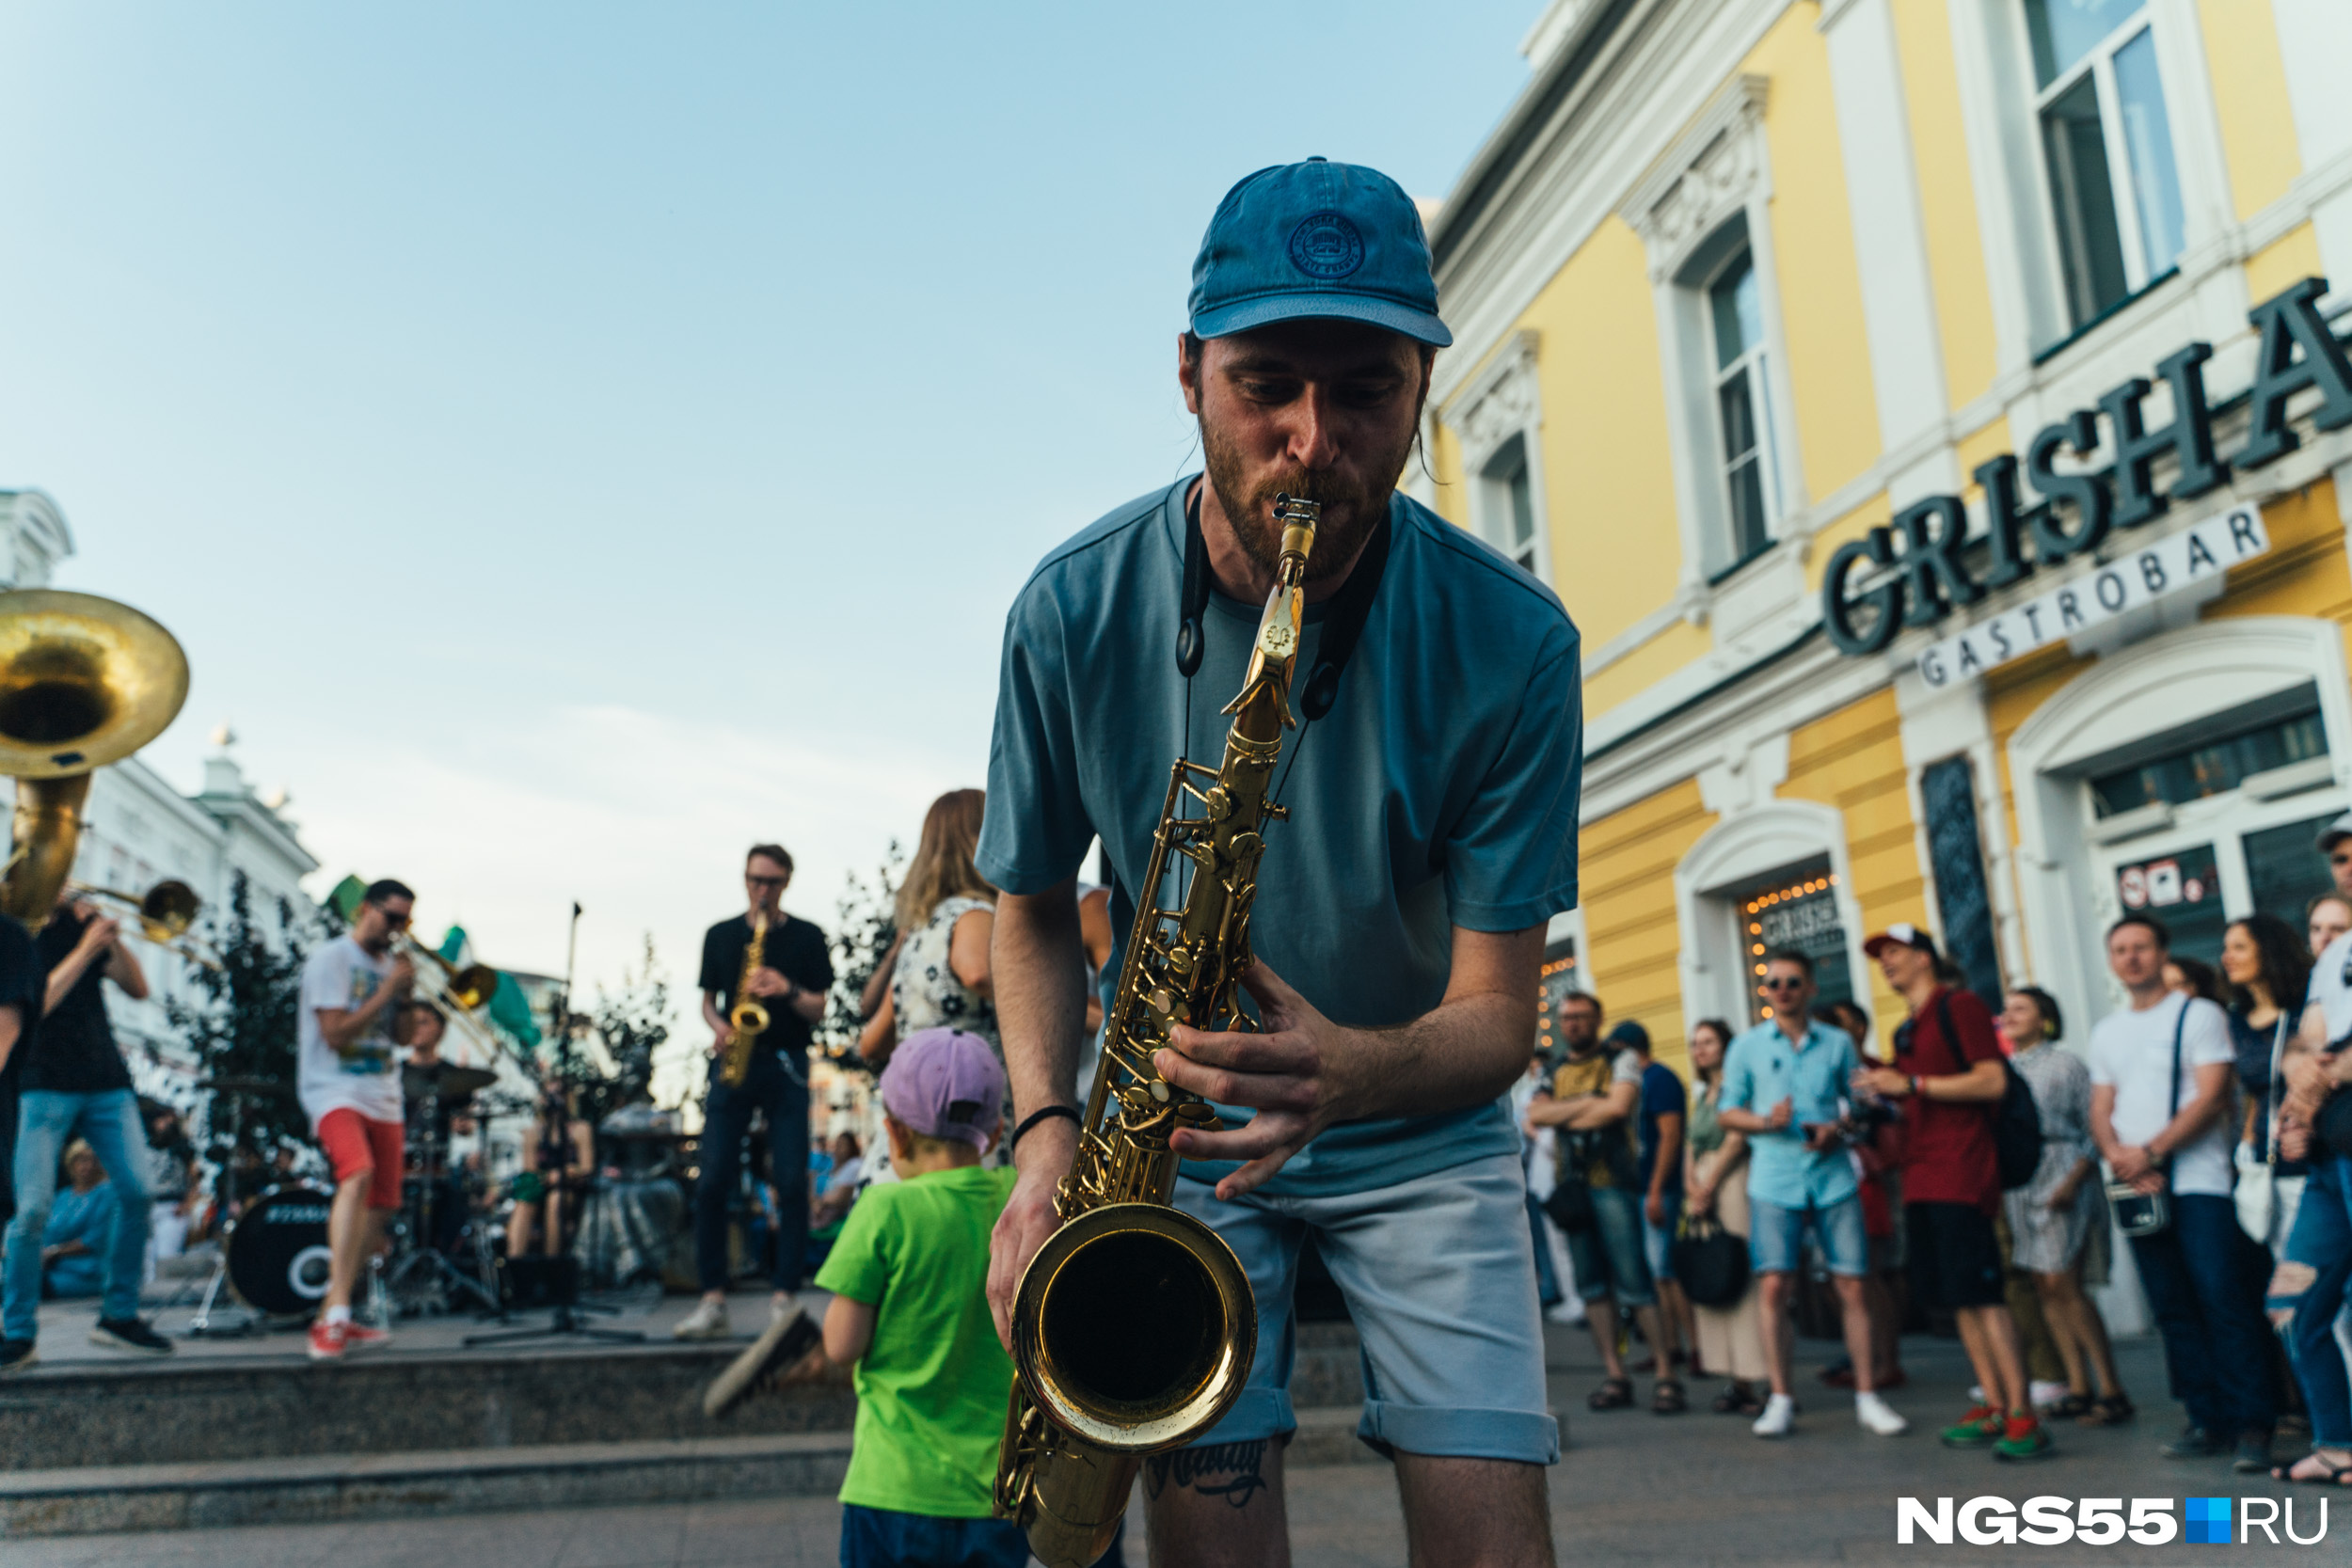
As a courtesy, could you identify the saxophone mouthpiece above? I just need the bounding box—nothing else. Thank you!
[1271,493,1320,578]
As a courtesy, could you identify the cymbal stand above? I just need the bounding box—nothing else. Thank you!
[185,1086,259,1338]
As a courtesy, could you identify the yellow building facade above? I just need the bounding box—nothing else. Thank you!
[1420,0,2352,1078]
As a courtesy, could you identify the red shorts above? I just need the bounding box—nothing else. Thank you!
[317,1109,405,1210]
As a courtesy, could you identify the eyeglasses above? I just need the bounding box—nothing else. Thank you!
[1759,976,1807,991]
[377,909,412,930]
[746,875,785,889]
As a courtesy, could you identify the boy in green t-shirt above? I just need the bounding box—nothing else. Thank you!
[784,1026,1028,1567]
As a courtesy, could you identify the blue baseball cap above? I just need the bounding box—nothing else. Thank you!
[1188,157,1451,348]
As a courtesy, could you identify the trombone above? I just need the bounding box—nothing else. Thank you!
[392,931,509,1060]
[67,879,222,969]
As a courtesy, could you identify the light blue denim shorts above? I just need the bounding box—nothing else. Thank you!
[1748,1191,1870,1278]
[1171,1149,1559,1465]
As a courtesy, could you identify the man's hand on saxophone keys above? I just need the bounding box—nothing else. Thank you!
[986,1115,1078,1350]
[1157,959,1358,1202]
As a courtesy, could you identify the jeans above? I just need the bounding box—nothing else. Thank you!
[2270,1153,2352,1447]
[3,1088,152,1338]
[1642,1191,1682,1283]
[1561,1182,1656,1308]
[838,1503,1030,1568]
[693,1053,808,1293]
[2131,1191,2278,1437]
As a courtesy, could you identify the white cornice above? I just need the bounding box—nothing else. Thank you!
[1619,72,1772,280]
[1443,328,1542,467]
[1432,0,1791,412]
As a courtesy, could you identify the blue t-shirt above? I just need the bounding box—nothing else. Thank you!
[1635,1061,1687,1195]
[977,480,1582,1196]
[42,1180,119,1298]
[1719,1020,1861,1211]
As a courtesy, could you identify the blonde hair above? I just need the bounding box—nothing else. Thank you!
[896,789,993,932]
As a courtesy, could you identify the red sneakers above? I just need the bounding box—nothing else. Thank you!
[307,1319,347,1361]
[343,1322,391,1349]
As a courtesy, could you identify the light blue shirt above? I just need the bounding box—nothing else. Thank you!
[1718,1020,1861,1211]
[977,481,1582,1196]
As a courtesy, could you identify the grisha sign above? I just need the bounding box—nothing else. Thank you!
[1822,277,2352,658]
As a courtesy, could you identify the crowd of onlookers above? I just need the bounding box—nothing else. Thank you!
[1518,812,2352,1484]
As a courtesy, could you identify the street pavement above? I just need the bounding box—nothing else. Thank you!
[12,1324,2338,1565]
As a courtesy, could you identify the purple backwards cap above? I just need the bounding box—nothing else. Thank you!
[879,1027,1006,1149]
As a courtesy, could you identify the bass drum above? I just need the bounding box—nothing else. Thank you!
[226,1182,335,1318]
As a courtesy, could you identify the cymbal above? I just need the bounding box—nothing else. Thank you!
[402,1063,497,1101]
[197,1077,292,1099]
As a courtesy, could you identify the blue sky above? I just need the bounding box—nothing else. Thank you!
[0,2,1544,1012]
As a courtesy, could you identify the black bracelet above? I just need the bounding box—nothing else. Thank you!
[1009,1103,1081,1152]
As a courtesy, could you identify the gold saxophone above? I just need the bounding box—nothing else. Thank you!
[721,911,769,1088]
[995,494,1321,1568]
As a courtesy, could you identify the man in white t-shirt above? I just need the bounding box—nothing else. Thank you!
[2089,912,2275,1470]
[296,879,417,1361]
[2268,812,2352,1483]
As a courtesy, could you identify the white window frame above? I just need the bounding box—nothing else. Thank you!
[1621,74,1804,588]
[1443,329,1554,584]
[1477,433,1544,575]
[1950,0,2233,361]
[2024,3,2179,321]
[1701,242,1782,567]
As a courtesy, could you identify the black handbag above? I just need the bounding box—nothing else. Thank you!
[1671,1212,1749,1308]
[1542,1178,1595,1236]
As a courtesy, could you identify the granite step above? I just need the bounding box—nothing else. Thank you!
[0,1406,1389,1538]
[1,1323,1366,1470]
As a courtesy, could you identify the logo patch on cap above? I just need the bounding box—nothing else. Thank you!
[1288,211,1364,279]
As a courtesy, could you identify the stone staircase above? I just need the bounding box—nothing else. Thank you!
[0,1323,1375,1536]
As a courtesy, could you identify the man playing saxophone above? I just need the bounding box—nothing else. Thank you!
[674,843,833,1341]
[980,159,1581,1567]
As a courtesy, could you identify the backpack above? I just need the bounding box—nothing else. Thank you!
[1931,991,2043,1191]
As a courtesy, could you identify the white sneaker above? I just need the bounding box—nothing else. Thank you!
[1752,1392,1796,1438]
[671,1298,731,1340]
[2029,1380,2072,1411]
[1856,1390,1909,1436]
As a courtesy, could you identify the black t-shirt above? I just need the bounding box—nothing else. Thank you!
[25,907,128,1094]
[698,912,833,1060]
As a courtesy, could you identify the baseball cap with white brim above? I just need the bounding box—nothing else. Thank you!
[1861,923,1940,960]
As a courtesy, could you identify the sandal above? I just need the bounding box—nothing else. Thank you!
[1588,1376,1633,1411]
[2271,1454,2352,1485]
[1652,1379,1687,1415]
[2043,1392,2094,1420]
[1712,1386,1760,1416]
[2077,1394,2137,1426]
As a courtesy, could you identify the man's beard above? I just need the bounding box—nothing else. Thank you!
[1199,418,1412,586]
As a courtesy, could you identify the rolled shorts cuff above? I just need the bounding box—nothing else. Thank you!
[1194,1385,1297,1446]
[1358,1399,1560,1465]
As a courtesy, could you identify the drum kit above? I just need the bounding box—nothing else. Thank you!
[187,1064,705,1338]
[189,1064,526,1336]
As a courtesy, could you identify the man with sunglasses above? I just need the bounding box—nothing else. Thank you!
[296,878,418,1360]
[675,843,833,1340]
[1717,948,1906,1439]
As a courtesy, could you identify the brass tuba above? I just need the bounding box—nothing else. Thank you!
[0,592,191,934]
[995,495,1323,1567]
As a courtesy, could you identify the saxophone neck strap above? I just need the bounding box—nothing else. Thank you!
[1177,480,1391,721]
